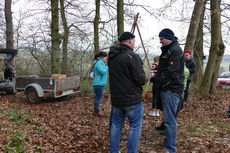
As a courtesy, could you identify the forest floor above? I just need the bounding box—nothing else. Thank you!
[0,90,230,153]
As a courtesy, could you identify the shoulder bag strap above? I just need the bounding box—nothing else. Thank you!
[91,60,99,72]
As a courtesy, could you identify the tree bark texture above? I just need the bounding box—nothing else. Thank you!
[51,0,60,74]
[117,0,124,37]
[184,0,207,53]
[199,0,225,94]
[5,0,14,49]
[60,0,69,75]
[209,0,225,94]
[93,0,100,54]
[192,0,207,90]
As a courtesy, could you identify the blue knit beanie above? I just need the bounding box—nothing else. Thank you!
[159,28,175,40]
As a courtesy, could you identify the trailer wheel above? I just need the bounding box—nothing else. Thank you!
[6,87,14,94]
[26,87,41,104]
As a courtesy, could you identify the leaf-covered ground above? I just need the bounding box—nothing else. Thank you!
[0,91,230,153]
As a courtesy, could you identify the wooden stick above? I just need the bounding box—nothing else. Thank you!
[131,13,151,70]
[130,13,139,34]
[130,13,152,97]
[136,24,151,70]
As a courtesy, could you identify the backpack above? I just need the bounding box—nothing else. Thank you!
[89,60,99,80]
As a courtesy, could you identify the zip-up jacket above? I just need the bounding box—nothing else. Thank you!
[92,58,109,86]
[185,57,196,82]
[108,44,146,106]
[156,41,184,95]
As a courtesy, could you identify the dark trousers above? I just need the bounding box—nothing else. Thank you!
[184,80,191,101]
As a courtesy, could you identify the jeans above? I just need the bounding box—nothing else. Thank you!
[109,102,143,153]
[161,91,180,153]
[184,80,191,101]
[93,85,104,110]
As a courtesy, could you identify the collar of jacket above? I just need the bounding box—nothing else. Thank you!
[96,58,106,63]
[119,44,133,52]
[161,40,178,52]
[186,57,193,61]
[108,43,133,61]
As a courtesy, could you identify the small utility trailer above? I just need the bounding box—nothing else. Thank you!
[15,75,80,104]
[0,49,80,103]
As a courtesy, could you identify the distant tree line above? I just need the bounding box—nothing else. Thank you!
[1,0,230,94]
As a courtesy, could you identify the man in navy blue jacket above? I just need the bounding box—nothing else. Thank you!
[157,28,184,153]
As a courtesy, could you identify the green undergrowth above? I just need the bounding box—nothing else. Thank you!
[0,104,45,153]
[2,104,30,124]
[0,130,26,153]
[80,79,109,97]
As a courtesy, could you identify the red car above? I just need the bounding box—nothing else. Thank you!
[216,72,230,89]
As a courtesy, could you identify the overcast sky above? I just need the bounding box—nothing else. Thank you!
[125,0,230,55]
[10,0,230,55]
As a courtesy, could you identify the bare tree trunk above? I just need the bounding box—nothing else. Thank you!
[51,0,60,74]
[93,0,100,54]
[209,0,225,94]
[192,0,208,90]
[117,0,124,37]
[184,0,207,52]
[60,0,69,75]
[5,0,13,49]
[199,0,225,94]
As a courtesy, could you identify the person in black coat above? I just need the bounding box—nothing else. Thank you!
[108,32,146,153]
[149,56,162,117]
[184,50,196,102]
[156,28,184,153]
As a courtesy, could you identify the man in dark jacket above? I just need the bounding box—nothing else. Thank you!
[157,28,184,153]
[184,50,196,102]
[108,31,146,153]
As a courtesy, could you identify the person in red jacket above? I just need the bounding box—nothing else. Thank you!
[184,50,196,102]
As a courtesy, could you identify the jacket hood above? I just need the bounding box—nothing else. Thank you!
[108,44,133,60]
[93,58,104,64]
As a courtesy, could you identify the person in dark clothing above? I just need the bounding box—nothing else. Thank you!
[149,61,165,132]
[149,56,162,117]
[184,50,196,102]
[108,31,146,153]
[157,28,184,153]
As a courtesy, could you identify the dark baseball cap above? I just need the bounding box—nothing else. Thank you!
[118,32,135,42]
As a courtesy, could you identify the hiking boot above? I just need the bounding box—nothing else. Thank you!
[156,141,163,147]
[120,135,128,141]
[159,131,165,135]
[155,123,165,131]
[93,109,103,117]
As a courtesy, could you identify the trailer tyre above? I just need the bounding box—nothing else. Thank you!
[26,87,41,104]
[6,87,14,94]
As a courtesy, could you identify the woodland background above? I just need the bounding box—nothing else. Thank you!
[1,0,230,94]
